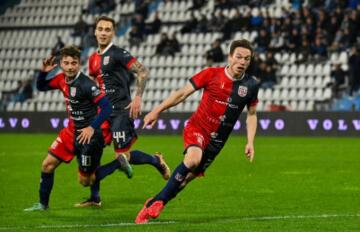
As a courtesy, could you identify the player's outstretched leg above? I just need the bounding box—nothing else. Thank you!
[74,180,101,208]
[116,153,133,178]
[74,155,132,208]
[129,150,171,180]
[135,162,190,224]
[24,172,54,211]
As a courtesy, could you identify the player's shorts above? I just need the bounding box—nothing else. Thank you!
[49,126,105,176]
[74,128,105,176]
[183,123,222,175]
[101,120,112,145]
[49,126,75,163]
[108,113,137,153]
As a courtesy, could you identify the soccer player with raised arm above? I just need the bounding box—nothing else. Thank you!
[24,46,131,211]
[135,39,260,223]
[78,16,170,207]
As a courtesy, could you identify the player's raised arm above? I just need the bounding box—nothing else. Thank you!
[245,105,257,162]
[125,60,150,119]
[143,83,196,129]
[37,55,58,91]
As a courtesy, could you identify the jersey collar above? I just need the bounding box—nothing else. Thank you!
[65,71,81,84]
[224,66,245,81]
[98,42,113,55]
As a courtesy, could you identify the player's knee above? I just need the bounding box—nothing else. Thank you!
[184,147,202,170]
[79,176,91,187]
[184,154,201,170]
[117,152,130,160]
[78,173,96,186]
[41,160,57,173]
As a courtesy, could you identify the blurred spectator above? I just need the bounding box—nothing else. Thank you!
[81,26,97,49]
[214,0,233,10]
[135,0,150,20]
[349,46,360,95]
[189,0,207,10]
[208,11,226,32]
[205,39,225,66]
[132,14,146,36]
[260,64,277,89]
[2,78,34,108]
[168,32,181,55]
[254,29,270,53]
[72,15,88,37]
[145,12,162,34]
[268,31,284,52]
[195,14,209,33]
[155,33,180,56]
[311,37,328,60]
[180,13,198,33]
[330,63,348,98]
[88,0,115,14]
[128,26,144,47]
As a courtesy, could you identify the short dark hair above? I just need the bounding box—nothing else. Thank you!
[229,39,254,56]
[95,15,116,29]
[60,46,81,60]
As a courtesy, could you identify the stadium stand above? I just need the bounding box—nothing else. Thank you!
[0,0,359,112]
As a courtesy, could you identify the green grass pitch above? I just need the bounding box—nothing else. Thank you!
[0,134,359,231]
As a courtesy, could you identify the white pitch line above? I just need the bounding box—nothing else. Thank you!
[0,214,359,230]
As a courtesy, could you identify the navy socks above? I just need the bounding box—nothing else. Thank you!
[148,162,190,206]
[39,172,54,207]
[95,160,120,181]
[129,150,158,166]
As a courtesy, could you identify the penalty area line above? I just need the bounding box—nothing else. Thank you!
[0,214,359,230]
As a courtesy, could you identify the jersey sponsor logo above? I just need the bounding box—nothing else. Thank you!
[91,86,101,96]
[103,56,110,65]
[175,173,185,182]
[219,115,226,122]
[210,132,218,139]
[194,132,204,146]
[238,86,248,97]
[70,87,76,97]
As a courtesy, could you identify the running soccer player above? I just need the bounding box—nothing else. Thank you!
[77,16,170,207]
[24,46,131,211]
[135,39,259,223]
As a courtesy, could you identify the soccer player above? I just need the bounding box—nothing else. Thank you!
[77,16,170,207]
[24,46,131,211]
[135,39,260,223]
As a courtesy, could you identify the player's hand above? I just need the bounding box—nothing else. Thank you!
[41,55,57,72]
[125,96,142,119]
[244,143,254,163]
[77,126,95,144]
[142,111,159,129]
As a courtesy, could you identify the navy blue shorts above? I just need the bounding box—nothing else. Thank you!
[108,114,137,152]
[74,128,105,175]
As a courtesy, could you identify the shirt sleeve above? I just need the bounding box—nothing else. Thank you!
[189,68,212,90]
[247,81,260,108]
[36,71,63,91]
[115,47,137,71]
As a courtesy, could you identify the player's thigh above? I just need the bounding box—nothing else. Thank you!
[110,114,137,152]
[48,127,76,163]
[75,129,104,175]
